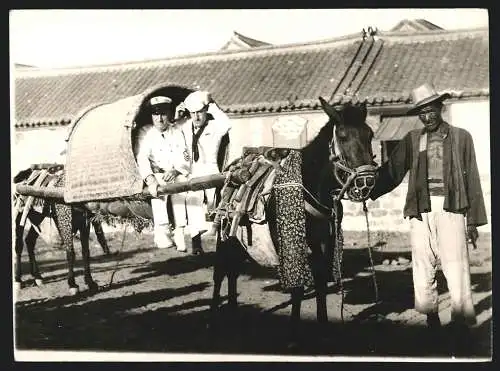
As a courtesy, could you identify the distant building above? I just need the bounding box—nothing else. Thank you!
[220,31,271,50]
[14,63,36,69]
[390,19,443,32]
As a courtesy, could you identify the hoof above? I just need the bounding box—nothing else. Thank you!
[34,278,44,287]
[14,281,22,290]
[69,287,79,296]
[87,282,99,293]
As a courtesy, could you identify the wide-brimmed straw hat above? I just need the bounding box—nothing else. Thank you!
[407,83,451,115]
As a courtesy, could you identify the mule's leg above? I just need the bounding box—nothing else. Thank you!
[79,216,98,292]
[209,240,226,331]
[92,220,111,255]
[25,226,44,286]
[210,236,226,314]
[310,248,328,324]
[211,262,225,312]
[289,286,304,345]
[227,271,238,310]
[54,204,79,294]
[24,211,45,286]
[14,213,25,286]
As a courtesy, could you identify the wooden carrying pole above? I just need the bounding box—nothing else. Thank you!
[15,170,250,202]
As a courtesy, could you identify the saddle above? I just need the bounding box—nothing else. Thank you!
[14,164,64,226]
[211,147,290,266]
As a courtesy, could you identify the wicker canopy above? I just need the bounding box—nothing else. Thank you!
[63,84,193,203]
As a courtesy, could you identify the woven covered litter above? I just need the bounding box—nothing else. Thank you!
[64,95,145,203]
[63,84,194,203]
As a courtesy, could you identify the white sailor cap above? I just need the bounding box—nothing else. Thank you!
[149,96,173,107]
[184,91,211,112]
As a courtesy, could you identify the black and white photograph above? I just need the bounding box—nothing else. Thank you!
[10,8,491,362]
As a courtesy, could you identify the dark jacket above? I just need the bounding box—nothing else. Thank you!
[370,121,487,227]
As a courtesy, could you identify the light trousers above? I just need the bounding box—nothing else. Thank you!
[185,187,214,237]
[150,173,187,228]
[185,163,218,237]
[410,196,476,325]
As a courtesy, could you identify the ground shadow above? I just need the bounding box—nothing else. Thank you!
[15,281,490,358]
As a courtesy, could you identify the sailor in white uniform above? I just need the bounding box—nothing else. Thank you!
[177,91,231,254]
[135,96,191,251]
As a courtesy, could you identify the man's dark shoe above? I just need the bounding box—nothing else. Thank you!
[191,234,204,255]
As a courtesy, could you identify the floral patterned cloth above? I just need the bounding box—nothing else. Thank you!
[273,150,314,289]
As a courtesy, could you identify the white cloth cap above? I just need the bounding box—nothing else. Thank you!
[184,91,211,112]
[149,96,173,106]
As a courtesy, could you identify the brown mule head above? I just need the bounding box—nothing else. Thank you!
[319,97,378,202]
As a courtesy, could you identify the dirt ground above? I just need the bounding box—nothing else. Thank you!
[13,228,492,360]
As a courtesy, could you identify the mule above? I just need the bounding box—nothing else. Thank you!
[209,97,378,343]
[13,169,112,292]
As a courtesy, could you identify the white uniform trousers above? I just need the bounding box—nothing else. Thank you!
[185,163,218,237]
[410,196,476,325]
[150,173,188,244]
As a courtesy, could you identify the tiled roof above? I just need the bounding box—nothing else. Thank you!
[355,29,489,105]
[14,27,489,128]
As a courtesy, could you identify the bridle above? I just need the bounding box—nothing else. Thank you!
[329,125,378,202]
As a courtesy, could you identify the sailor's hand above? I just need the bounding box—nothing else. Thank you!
[163,169,180,183]
[183,149,190,162]
[145,175,160,198]
[148,182,159,198]
[175,102,188,120]
[207,101,220,115]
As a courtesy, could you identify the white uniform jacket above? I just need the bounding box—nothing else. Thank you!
[135,124,190,180]
[181,103,231,177]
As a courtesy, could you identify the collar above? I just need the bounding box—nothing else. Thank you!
[153,125,176,135]
[421,120,450,139]
[192,121,210,133]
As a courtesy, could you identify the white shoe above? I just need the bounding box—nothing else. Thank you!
[204,222,217,237]
[174,227,187,252]
[154,227,175,249]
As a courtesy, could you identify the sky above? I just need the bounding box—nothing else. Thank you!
[10,9,488,69]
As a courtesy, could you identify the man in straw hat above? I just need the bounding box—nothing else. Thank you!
[369,83,487,351]
[176,90,231,255]
[135,95,191,252]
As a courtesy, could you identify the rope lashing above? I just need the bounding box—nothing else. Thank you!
[332,195,345,324]
[108,223,128,288]
[363,200,380,305]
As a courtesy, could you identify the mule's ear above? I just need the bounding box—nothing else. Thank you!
[319,96,341,122]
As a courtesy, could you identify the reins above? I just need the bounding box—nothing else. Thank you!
[363,201,379,305]
[326,127,380,322]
